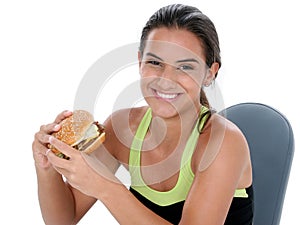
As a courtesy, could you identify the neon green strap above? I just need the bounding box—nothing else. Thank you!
[129,106,247,207]
[234,188,248,198]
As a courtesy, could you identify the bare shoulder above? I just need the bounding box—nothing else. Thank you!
[102,106,148,162]
[182,113,252,224]
[213,113,249,153]
[197,113,250,172]
[104,106,148,133]
[208,113,248,146]
[204,111,242,132]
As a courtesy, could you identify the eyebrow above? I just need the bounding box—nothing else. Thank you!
[145,52,200,64]
[176,58,200,64]
[145,52,163,61]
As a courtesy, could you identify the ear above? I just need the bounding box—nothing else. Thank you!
[138,51,142,76]
[204,62,220,86]
[138,51,142,67]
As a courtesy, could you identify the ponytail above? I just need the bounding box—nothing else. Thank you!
[200,88,210,108]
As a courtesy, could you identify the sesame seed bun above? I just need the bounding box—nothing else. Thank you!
[50,110,105,158]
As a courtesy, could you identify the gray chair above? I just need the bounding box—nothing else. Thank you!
[220,102,294,225]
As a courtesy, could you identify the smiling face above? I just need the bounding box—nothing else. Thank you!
[139,27,213,118]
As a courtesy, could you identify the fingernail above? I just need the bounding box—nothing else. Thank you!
[46,149,51,155]
[64,110,72,116]
[49,136,54,143]
[54,124,60,131]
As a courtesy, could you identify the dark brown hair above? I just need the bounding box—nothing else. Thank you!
[139,4,221,108]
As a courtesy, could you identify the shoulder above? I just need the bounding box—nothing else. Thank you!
[205,112,248,148]
[104,106,149,134]
[182,113,252,224]
[102,106,148,158]
[197,112,250,172]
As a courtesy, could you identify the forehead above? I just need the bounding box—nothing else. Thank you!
[143,27,206,62]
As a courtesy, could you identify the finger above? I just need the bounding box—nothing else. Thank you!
[54,110,73,124]
[32,137,54,157]
[34,141,48,154]
[40,123,61,134]
[45,149,51,156]
[47,149,72,170]
[49,136,77,159]
[35,132,52,145]
[49,159,68,175]
[52,166,66,176]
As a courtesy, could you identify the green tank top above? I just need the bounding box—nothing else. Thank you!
[129,106,247,206]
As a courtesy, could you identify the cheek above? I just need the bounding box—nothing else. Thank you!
[179,73,203,90]
[139,66,147,77]
[140,75,154,95]
[140,64,160,78]
[177,76,202,101]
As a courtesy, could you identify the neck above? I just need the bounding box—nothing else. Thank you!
[149,106,201,147]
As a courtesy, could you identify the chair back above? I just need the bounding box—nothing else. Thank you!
[221,102,294,225]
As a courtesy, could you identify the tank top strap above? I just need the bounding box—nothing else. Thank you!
[181,106,210,166]
[130,108,152,152]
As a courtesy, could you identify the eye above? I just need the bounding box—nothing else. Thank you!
[146,60,162,66]
[177,64,194,71]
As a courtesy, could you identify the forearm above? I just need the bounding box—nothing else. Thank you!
[99,181,171,225]
[36,166,75,225]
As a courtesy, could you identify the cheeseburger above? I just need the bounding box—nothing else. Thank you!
[50,110,105,159]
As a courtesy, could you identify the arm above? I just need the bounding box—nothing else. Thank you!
[32,111,120,225]
[179,119,251,225]
[48,124,249,225]
[45,108,174,225]
[33,111,78,225]
[35,165,99,225]
[92,119,249,225]
[35,165,77,225]
[44,111,250,225]
[48,135,173,225]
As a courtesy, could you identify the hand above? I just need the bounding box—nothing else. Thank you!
[46,136,112,198]
[32,110,72,169]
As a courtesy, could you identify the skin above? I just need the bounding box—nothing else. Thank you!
[32,27,252,225]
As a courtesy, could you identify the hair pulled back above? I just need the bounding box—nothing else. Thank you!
[139,4,222,108]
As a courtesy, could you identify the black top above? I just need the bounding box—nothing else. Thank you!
[130,185,254,225]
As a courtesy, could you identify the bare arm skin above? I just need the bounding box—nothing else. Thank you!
[33,111,77,225]
[179,115,251,225]
[32,111,120,225]
[87,113,251,225]
[33,109,251,225]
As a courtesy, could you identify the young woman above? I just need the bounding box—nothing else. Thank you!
[32,4,253,225]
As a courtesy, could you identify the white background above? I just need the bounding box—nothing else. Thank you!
[0,0,299,224]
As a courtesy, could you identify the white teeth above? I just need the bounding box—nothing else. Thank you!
[156,91,178,99]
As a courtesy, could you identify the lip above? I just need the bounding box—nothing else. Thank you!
[152,89,182,102]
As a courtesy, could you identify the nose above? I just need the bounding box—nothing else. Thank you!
[161,64,176,79]
[156,64,177,89]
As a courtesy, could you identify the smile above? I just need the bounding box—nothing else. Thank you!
[153,89,181,101]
